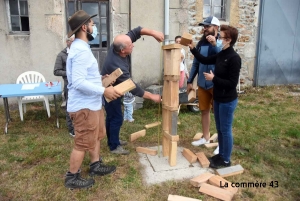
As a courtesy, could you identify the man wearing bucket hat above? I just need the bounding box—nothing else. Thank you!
[64,10,122,189]
[187,16,222,154]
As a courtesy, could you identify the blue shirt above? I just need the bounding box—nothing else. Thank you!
[66,38,105,112]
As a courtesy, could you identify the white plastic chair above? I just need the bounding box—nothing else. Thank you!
[16,71,51,121]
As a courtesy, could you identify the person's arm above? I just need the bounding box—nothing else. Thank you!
[140,28,164,42]
[53,52,66,77]
[212,55,241,89]
[189,46,218,65]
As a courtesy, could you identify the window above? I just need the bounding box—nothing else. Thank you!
[203,0,226,20]
[6,0,30,33]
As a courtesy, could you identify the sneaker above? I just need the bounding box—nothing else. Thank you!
[128,119,135,123]
[120,140,128,146]
[209,154,221,163]
[89,161,116,177]
[191,138,210,146]
[111,145,130,155]
[213,146,219,155]
[69,131,75,137]
[209,156,231,169]
[65,172,95,189]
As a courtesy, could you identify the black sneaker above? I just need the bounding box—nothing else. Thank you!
[69,131,75,137]
[65,172,95,189]
[89,161,116,177]
[209,156,231,169]
[209,154,221,163]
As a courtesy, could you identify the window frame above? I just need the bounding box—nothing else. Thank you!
[203,0,226,20]
[5,0,30,35]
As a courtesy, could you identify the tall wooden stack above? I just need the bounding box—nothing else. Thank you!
[162,43,182,166]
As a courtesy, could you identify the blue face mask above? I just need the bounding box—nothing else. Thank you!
[87,25,97,41]
[217,39,225,49]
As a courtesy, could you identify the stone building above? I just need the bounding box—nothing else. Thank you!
[0,0,299,96]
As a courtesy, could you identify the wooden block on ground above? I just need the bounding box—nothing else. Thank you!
[168,194,202,201]
[105,79,136,102]
[144,121,161,129]
[177,121,181,125]
[102,68,123,87]
[190,172,214,187]
[169,141,177,166]
[195,152,210,168]
[180,32,193,46]
[136,147,157,156]
[209,133,218,143]
[208,175,238,195]
[204,142,218,148]
[199,183,234,201]
[193,133,203,140]
[130,129,146,142]
[216,165,244,178]
[182,148,197,163]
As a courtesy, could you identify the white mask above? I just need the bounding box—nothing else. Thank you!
[217,39,225,49]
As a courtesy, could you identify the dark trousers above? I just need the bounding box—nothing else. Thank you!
[104,97,123,151]
[64,84,74,133]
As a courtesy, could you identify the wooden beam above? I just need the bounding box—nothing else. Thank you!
[168,194,201,201]
[169,141,177,166]
[162,135,169,157]
[190,172,215,187]
[204,142,218,148]
[102,68,123,87]
[145,121,161,129]
[216,165,244,178]
[162,43,182,50]
[164,75,180,81]
[193,133,203,140]
[209,133,218,143]
[162,104,178,111]
[208,175,238,195]
[180,32,193,46]
[105,79,136,103]
[164,131,179,142]
[129,129,146,142]
[136,147,157,156]
[182,148,197,163]
[188,75,197,102]
[195,152,210,168]
[199,183,234,201]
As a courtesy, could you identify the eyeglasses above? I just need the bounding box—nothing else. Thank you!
[203,25,212,29]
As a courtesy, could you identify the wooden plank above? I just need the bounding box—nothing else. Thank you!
[136,147,157,156]
[162,135,169,157]
[208,175,238,195]
[182,148,197,163]
[180,32,193,46]
[105,79,136,103]
[193,133,203,140]
[169,141,177,166]
[209,133,218,143]
[102,68,123,87]
[145,121,161,129]
[162,104,178,111]
[162,43,182,50]
[162,108,170,131]
[163,49,181,76]
[216,165,244,178]
[199,183,234,201]
[188,75,197,102]
[204,142,218,148]
[195,152,210,168]
[129,129,146,142]
[164,75,180,81]
[190,172,215,187]
[168,194,202,201]
[164,131,179,142]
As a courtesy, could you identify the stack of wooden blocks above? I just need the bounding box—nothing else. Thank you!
[161,43,182,166]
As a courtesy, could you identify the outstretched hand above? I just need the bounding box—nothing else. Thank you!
[152,31,164,42]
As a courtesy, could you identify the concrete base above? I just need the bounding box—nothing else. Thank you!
[138,146,213,185]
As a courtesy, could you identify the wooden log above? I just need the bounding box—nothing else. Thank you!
[180,32,193,46]
[190,172,215,187]
[204,142,218,148]
[169,141,177,166]
[195,152,210,168]
[145,121,161,129]
[129,129,146,142]
[199,183,234,201]
[208,175,238,195]
[136,147,157,156]
[209,133,218,143]
[216,165,244,178]
[193,133,203,140]
[102,68,123,87]
[168,194,201,201]
[105,79,136,103]
[182,148,197,163]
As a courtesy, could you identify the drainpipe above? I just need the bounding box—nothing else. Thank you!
[164,0,169,45]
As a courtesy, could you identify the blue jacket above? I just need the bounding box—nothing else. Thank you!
[187,37,221,90]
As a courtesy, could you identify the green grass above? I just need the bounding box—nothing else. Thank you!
[0,85,300,200]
